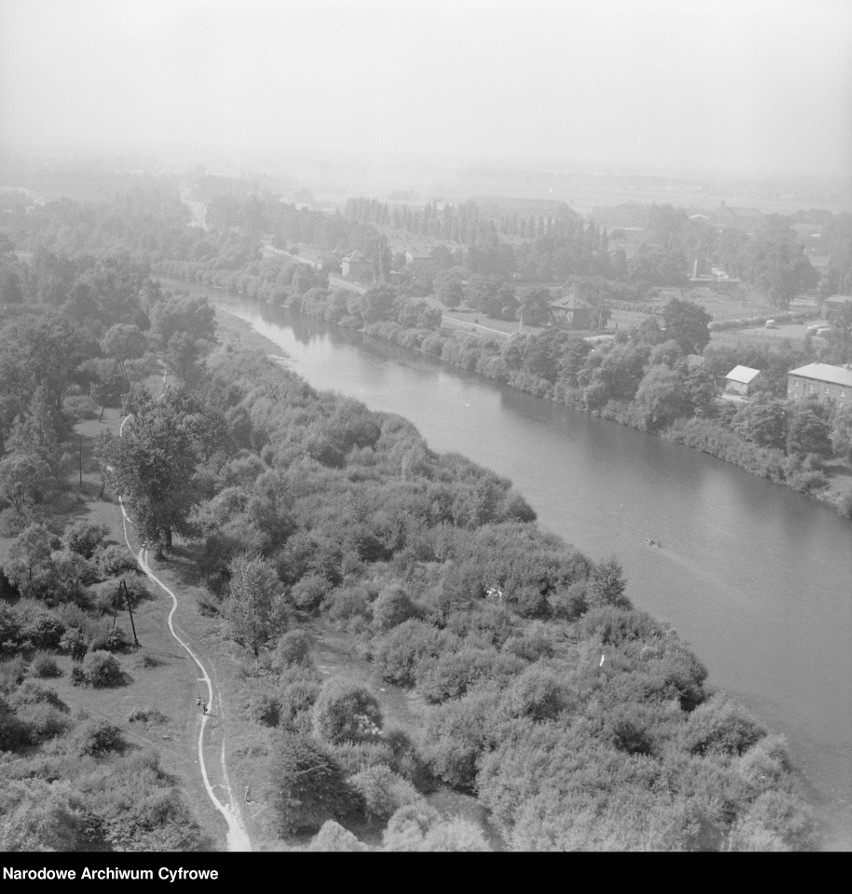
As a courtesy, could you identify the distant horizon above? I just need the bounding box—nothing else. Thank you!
[2,137,850,191]
[2,0,851,185]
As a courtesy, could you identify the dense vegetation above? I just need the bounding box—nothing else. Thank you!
[0,166,835,850]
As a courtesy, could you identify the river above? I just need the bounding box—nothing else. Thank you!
[172,281,851,849]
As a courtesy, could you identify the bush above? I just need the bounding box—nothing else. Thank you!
[65,521,109,560]
[75,717,126,756]
[59,627,88,662]
[374,620,456,687]
[13,601,65,650]
[417,647,522,704]
[349,764,421,821]
[82,650,123,688]
[128,705,167,724]
[95,545,139,577]
[371,585,420,633]
[273,630,312,669]
[291,573,333,612]
[307,820,368,852]
[16,701,70,742]
[30,651,61,678]
[279,681,321,725]
[248,691,282,727]
[312,680,383,744]
[325,585,372,624]
[90,627,131,653]
[681,695,767,757]
[382,802,492,852]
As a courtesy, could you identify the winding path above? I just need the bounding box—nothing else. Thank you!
[116,403,251,851]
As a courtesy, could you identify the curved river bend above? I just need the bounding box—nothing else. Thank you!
[194,286,851,849]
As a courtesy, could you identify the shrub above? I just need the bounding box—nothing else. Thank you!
[417,647,521,704]
[75,717,126,756]
[307,820,368,852]
[64,521,109,560]
[371,585,420,633]
[291,573,333,612]
[279,681,321,725]
[16,702,70,742]
[30,651,61,678]
[70,666,87,686]
[312,680,383,744]
[13,601,65,650]
[500,666,570,722]
[82,650,123,688]
[374,620,456,687]
[273,630,312,669]
[382,728,434,791]
[349,764,421,821]
[382,803,492,852]
[128,705,167,724]
[248,691,282,727]
[726,791,817,852]
[95,545,139,577]
[681,695,767,757]
[59,627,88,662]
[581,606,665,646]
[325,585,372,624]
[90,627,130,653]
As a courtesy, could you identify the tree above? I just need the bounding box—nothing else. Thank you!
[225,553,287,656]
[269,732,354,834]
[100,324,147,386]
[4,523,57,597]
[633,364,693,430]
[662,299,712,354]
[825,303,852,365]
[830,403,852,461]
[312,679,383,744]
[732,397,788,450]
[149,294,217,386]
[435,272,464,309]
[0,453,54,517]
[100,388,204,553]
[786,400,833,458]
[517,289,552,327]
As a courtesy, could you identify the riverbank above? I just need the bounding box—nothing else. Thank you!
[276,287,852,519]
[159,272,852,518]
[204,291,852,850]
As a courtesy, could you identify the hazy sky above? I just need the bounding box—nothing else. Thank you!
[1,0,851,178]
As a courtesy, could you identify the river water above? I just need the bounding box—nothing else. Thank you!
[183,283,851,849]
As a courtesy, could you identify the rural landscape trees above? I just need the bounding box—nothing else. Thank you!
[0,162,839,852]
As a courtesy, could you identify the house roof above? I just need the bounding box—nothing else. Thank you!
[549,292,593,311]
[342,250,366,262]
[788,363,852,388]
[824,294,852,304]
[726,365,762,384]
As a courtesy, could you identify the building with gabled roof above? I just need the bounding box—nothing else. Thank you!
[787,362,852,404]
[549,291,596,331]
[341,250,370,279]
[725,365,763,397]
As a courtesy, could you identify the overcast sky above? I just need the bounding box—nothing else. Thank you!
[1,0,851,178]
